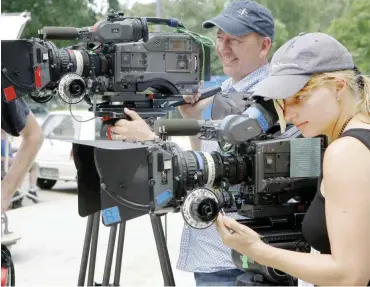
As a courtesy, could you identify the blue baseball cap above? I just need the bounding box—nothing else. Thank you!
[202,0,275,41]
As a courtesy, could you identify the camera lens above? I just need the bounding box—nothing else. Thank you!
[69,81,83,96]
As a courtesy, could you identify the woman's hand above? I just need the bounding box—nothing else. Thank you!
[215,214,264,256]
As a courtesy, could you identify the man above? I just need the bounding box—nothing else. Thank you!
[110,1,274,285]
[1,129,40,208]
[1,95,44,213]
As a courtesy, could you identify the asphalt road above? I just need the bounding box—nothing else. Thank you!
[10,180,78,209]
[3,179,196,286]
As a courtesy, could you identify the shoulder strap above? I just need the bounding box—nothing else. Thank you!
[340,129,370,150]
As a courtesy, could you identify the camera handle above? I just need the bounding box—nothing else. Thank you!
[77,211,175,286]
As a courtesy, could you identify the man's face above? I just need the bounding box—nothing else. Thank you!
[216,29,266,81]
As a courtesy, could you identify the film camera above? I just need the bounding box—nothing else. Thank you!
[71,94,327,286]
[1,10,212,136]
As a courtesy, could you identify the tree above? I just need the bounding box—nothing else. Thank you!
[1,0,100,47]
[107,0,120,12]
[325,0,370,72]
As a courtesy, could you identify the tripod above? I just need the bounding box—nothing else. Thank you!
[77,210,176,286]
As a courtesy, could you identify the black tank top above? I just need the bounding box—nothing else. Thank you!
[301,128,370,284]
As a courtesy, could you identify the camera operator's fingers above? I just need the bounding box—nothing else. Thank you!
[113,118,129,129]
[182,95,195,104]
[221,216,244,235]
[216,215,228,234]
[110,125,127,140]
[182,92,201,104]
[124,108,142,121]
[216,215,235,244]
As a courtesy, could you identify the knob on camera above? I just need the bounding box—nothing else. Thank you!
[181,187,222,229]
[58,73,86,104]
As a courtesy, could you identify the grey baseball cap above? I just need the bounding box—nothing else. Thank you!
[202,0,274,40]
[253,32,355,100]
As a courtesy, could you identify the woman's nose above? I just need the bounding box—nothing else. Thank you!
[284,105,298,123]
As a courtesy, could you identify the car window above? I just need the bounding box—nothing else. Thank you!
[43,114,82,140]
[30,106,48,116]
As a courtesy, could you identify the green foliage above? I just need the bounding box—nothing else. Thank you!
[325,0,370,73]
[1,0,101,47]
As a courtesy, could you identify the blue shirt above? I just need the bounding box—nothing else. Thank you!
[176,63,269,273]
[1,139,13,158]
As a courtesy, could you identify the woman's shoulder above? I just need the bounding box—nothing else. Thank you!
[323,129,370,171]
[325,134,369,157]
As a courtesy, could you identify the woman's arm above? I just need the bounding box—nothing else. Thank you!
[254,137,370,285]
[323,137,370,284]
[218,136,370,286]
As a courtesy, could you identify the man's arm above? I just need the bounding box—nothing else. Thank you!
[1,156,14,165]
[1,100,44,212]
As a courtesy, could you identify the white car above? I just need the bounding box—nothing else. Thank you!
[35,110,102,189]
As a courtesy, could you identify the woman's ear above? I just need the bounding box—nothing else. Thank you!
[335,79,346,100]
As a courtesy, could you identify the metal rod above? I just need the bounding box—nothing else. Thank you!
[150,213,175,286]
[165,215,167,244]
[102,223,118,286]
[77,214,94,286]
[113,221,126,286]
[87,212,101,286]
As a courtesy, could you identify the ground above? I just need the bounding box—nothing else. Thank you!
[2,181,195,286]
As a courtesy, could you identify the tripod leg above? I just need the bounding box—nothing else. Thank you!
[113,221,126,286]
[78,214,95,286]
[102,223,118,286]
[150,214,175,286]
[165,215,167,244]
[2,213,10,234]
[87,211,101,287]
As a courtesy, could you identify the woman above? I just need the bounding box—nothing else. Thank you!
[216,32,370,286]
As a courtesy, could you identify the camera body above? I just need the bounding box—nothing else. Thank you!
[1,11,210,121]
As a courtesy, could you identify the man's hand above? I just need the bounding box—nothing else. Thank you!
[178,93,214,119]
[110,108,157,141]
[176,93,214,151]
[1,192,13,214]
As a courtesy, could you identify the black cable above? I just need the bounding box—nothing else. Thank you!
[1,69,34,91]
[101,185,150,212]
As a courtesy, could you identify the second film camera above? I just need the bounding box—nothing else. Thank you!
[72,94,327,286]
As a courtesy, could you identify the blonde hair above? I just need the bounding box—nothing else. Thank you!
[274,69,370,132]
